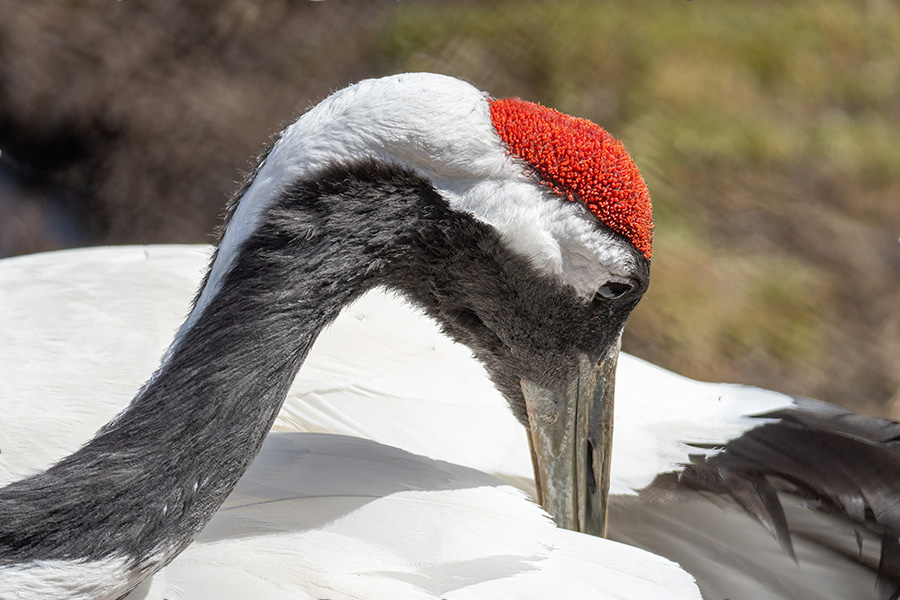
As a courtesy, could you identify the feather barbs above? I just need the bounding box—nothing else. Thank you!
[488,97,653,260]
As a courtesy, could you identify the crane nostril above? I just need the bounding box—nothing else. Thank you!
[587,439,597,496]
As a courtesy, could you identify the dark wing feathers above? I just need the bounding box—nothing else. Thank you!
[675,396,900,600]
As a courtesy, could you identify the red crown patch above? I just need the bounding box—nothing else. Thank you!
[488,97,653,260]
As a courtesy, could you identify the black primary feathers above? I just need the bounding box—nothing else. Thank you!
[612,396,900,600]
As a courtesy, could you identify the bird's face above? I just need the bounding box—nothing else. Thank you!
[411,208,649,537]
[471,92,652,537]
[386,86,653,537]
[506,246,649,538]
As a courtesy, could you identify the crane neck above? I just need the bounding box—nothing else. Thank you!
[0,160,440,597]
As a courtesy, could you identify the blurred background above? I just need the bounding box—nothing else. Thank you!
[1,1,898,416]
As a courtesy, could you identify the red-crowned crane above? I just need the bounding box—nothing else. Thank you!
[0,73,692,599]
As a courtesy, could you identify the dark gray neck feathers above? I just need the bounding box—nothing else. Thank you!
[0,161,488,572]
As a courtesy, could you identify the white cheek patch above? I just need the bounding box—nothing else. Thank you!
[559,225,638,297]
[439,175,638,297]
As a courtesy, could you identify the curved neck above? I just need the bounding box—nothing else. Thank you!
[0,161,433,595]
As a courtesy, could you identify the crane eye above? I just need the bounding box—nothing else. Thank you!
[595,281,633,301]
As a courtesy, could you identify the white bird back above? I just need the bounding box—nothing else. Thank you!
[0,245,701,599]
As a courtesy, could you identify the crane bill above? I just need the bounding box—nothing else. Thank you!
[522,345,618,538]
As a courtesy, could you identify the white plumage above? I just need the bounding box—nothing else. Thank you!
[0,244,700,599]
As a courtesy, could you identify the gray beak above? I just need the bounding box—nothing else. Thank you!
[521,337,619,537]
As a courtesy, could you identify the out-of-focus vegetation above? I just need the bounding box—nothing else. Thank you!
[1,0,898,415]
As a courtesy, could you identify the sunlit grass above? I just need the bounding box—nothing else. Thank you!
[378,0,900,407]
